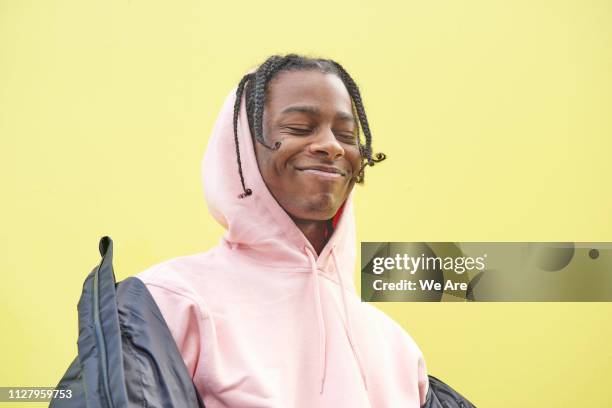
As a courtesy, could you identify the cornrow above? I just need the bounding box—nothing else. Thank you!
[253,56,285,150]
[232,72,254,198]
[232,53,386,199]
[329,60,386,182]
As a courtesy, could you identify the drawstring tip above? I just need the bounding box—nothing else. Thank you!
[237,188,252,199]
[320,378,325,394]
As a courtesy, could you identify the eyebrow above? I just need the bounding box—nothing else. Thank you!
[280,105,356,124]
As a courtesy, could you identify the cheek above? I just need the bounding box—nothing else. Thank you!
[345,148,362,173]
[260,150,295,187]
[254,144,280,186]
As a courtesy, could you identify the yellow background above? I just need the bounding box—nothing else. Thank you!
[1,1,611,407]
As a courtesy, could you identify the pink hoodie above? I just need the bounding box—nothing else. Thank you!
[136,84,429,407]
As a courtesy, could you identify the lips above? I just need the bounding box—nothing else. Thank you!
[295,164,347,177]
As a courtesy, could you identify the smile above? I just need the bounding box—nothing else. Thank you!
[295,165,347,180]
[300,169,344,179]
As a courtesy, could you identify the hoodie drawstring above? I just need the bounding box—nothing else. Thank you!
[304,245,368,395]
[331,246,368,391]
[304,246,327,394]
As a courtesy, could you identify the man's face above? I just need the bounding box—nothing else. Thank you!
[253,70,362,222]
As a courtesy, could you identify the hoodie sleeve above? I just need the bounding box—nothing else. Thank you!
[396,323,429,406]
[417,350,429,406]
[384,310,430,406]
[362,302,430,405]
[142,281,207,379]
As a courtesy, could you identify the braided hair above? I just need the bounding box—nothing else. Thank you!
[232,53,386,199]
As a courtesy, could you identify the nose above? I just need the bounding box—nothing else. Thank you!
[308,127,345,159]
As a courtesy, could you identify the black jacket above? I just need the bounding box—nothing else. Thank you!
[51,236,476,408]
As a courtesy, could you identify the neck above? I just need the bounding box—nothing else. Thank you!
[292,218,331,255]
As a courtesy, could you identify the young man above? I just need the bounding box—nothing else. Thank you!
[136,54,429,407]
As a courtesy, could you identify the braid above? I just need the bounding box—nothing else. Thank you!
[253,57,281,149]
[330,62,373,162]
[232,53,386,198]
[330,61,386,182]
[233,73,253,198]
[252,55,297,149]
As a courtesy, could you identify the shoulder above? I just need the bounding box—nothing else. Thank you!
[135,249,213,290]
[134,251,216,319]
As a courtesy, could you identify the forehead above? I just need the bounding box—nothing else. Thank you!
[264,70,353,117]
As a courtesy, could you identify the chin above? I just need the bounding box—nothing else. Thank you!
[299,193,342,220]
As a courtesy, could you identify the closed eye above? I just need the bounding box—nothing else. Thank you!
[335,131,358,144]
[286,127,313,135]
[283,126,356,143]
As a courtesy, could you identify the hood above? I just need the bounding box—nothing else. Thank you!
[201,84,357,289]
[200,82,365,393]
